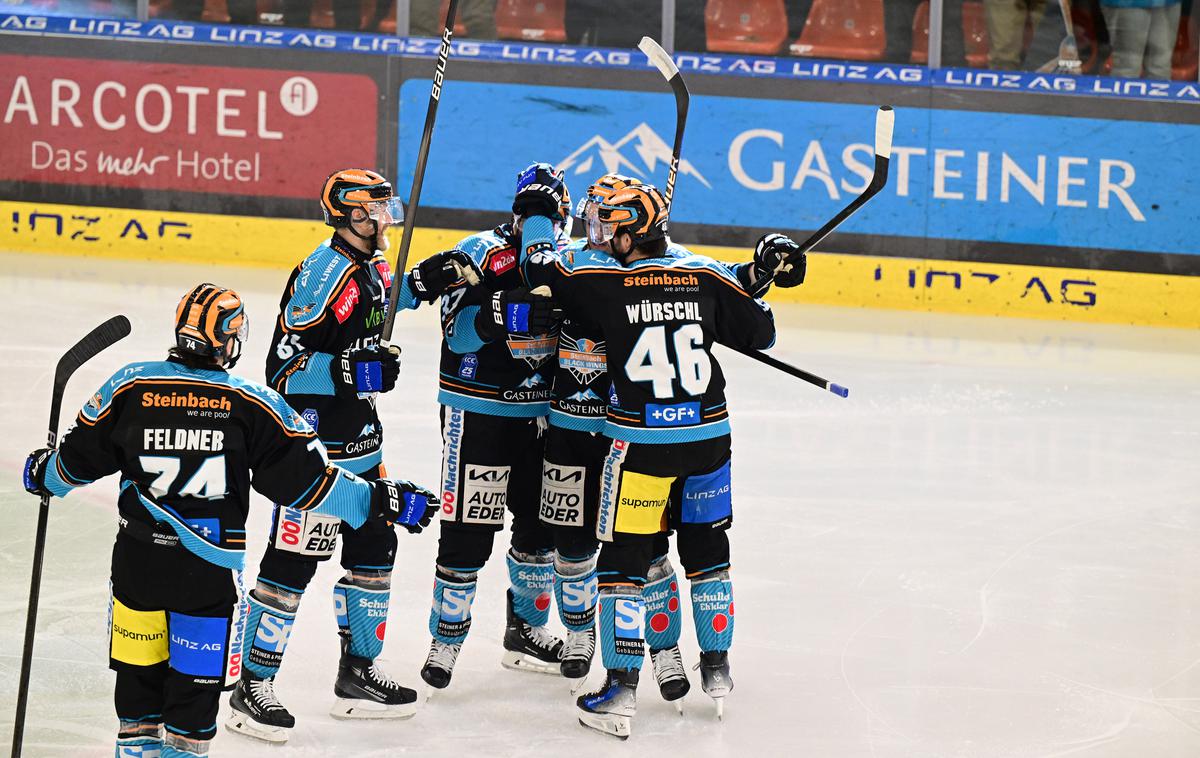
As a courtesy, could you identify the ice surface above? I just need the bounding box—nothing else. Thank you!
[1,252,1199,757]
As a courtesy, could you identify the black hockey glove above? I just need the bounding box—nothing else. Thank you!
[410,250,482,302]
[370,478,439,533]
[331,346,400,397]
[753,233,807,290]
[474,287,559,341]
[22,447,53,497]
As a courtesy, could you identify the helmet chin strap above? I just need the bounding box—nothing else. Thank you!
[346,217,382,255]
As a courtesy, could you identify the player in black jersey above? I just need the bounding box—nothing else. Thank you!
[418,163,570,690]
[538,174,807,698]
[228,170,470,741]
[21,284,438,758]
[520,183,804,737]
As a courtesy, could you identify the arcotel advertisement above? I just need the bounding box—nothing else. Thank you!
[0,54,377,197]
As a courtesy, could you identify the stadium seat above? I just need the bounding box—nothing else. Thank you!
[704,0,788,55]
[494,0,567,42]
[910,1,989,68]
[790,0,886,61]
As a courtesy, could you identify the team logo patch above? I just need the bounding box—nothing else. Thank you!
[645,401,701,427]
[458,353,478,380]
[506,335,556,368]
[490,250,517,274]
[300,408,319,431]
[558,333,607,385]
[333,279,361,323]
[374,260,393,289]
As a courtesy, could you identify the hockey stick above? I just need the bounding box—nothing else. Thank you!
[380,0,461,351]
[747,106,894,295]
[11,315,131,758]
[638,37,688,209]
[1037,0,1081,74]
[725,345,849,398]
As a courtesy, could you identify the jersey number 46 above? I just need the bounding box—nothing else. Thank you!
[624,324,711,399]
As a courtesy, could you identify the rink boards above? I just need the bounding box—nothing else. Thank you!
[4,199,1196,329]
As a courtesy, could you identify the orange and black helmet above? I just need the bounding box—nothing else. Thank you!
[576,173,642,219]
[174,284,248,368]
[320,169,401,229]
[589,183,669,247]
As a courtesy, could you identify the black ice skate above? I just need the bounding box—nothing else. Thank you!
[421,639,461,691]
[332,637,418,719]
[576,668,639,740]
[696,650,734,719]
[650,644,690,711]
[225,672,295,744]
[501,590,564,675]
[561,627,595,691]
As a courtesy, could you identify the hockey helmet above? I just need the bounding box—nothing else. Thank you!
[321,169,404,229]
[174,283,248,369]
[587,183,669,248]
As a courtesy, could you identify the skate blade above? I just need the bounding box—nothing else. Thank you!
[501,650,563,675]
[714,696,725,720]
[578,711,631,739]
[330,697,417,720]
[567,676,589,695]
[224,712,290,743]
[674,700,684,715]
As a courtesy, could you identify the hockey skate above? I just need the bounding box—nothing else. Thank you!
[651,645,690,712]
[421,639,461,692]
[577,668,638,739]
[331,638,418,719]
[696,650,734,719]
[561,627,596,692]
[501,591,563,675]
[225,672,295,744]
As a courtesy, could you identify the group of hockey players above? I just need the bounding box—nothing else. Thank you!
[22,160,807,754]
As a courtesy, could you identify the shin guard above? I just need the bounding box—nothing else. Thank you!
[554,554,598,633]
[429,568,477,644]
[644,557,682,652]
[506,550,554,627]
[690,570,734,653]
[242,584,298,679]
[597,587,645,671]
[333,571,391,660]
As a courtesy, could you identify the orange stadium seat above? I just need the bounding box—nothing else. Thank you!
[494,0,567,42]
[910,1,989,68]
[1172,14,1198,81]
[790,0,886,61]
[704,0,788,55]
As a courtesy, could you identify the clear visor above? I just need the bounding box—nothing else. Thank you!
[364,198,404,227]
[585,204,618,247]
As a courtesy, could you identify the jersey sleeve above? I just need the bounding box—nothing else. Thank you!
[438,234,500,354]
[267,257,360,396]
[244,388,373,528]
[44,369,132,497]
[710,270,777,351]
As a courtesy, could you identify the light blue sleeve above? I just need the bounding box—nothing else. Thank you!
[446,305,485,354]
[42,451,85,498]
[311,470,374,529]
[395,273,421,311]
[274,352,336,396]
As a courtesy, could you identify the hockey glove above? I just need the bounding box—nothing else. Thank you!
[754,233,807,290]
[474,286,559,341]
[331,346,401,397]
[370,479,439,533]
[410,250,482,302]
[22,447,53,497]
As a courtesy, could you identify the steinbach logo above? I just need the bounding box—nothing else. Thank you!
[558,334,606,385]
[558,122,711,189]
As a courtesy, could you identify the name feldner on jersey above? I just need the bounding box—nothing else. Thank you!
[528,246,776,444]
[39,358,375,570]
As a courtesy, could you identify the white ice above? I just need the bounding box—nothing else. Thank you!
[1,252,1199,758]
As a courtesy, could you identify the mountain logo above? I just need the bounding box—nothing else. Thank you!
[359,422,377,438]
[518,374,546,389]
[558,123,711,189]
[567,389,601,403]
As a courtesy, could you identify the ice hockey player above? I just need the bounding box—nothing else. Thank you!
[537,174,807,700]
[228,170,474,741]
[519,183,801,737]
[21,283,439,758]
[419,162,572,691]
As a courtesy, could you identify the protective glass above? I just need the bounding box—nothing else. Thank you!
[364,197,404,227]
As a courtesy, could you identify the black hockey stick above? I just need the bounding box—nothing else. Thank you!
[747,106,894,295]
[11,315,131,758]
[725,345,849,398]
[638,37,688,209]
[381,0,460,351]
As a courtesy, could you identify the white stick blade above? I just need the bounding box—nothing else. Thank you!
[638,36,679,79]
[875,106,895,159]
